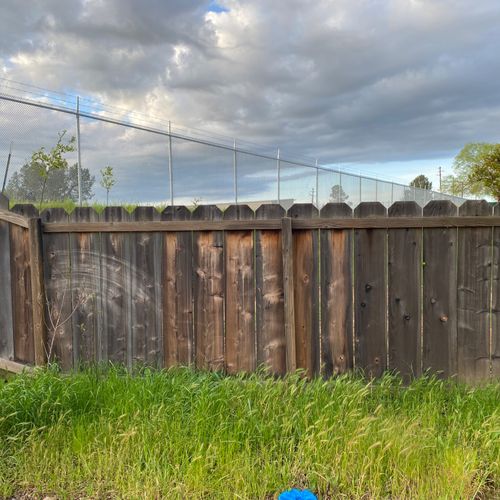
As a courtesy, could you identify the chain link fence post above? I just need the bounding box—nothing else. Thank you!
[315,161,319,208]
[168,121,174,206]
[276,147,281,205]
[1,141,12,194]
[233,139,238,205]
[76,96,82,206]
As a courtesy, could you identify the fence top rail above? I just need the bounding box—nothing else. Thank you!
[41,216,500,233]
[0,209,30,228]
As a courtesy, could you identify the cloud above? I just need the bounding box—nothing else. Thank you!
[1,0,500,202]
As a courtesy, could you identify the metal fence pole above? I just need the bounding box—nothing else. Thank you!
[76,96,82,206]
[277,147,281,205]
[315,161,319,208]
[1,141,13,194]
[359,176,362,204]
[233,139,238,205]
[168,121,174,206]
[391,182,394,205]
[339,171,343,203]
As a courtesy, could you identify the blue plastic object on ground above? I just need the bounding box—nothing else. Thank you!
[278,488,317,500]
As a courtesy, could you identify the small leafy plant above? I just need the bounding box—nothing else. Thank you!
[30,130,76,209]
[100,165,115,205]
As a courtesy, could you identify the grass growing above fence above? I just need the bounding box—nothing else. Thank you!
[0,368,499,499]
[9,198,141,213]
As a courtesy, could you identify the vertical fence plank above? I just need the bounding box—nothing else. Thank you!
[28,217,46,366]
[491,203,500,378]
[162,206,193,367]
[100,207,131,366]
[224,205,256,373]
[255,204,286,375]
[10,205,38,364]
[354,202,387,378]
[320,203,353,377]
[192,205,224,371]
[69,208,101,366]
[423,200,458,378]
[41,208,73,370]
[0,214,14,360]
[288,203,319,376]
[281,216,297,372]
[388,201,422,380]
[457,200,492,383]
[130,207,162,366]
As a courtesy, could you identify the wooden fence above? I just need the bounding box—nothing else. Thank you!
[0,196,499,383]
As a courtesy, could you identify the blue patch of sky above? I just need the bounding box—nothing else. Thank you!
[208,1,229,13]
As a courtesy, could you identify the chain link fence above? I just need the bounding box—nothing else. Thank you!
[0,79,466,209]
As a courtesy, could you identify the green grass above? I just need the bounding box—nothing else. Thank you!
[0,367,499,499]
[9,198,142,214]
[0,369,13,383]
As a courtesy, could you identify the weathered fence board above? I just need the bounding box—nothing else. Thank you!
[100,207,132,366]
[354,202,387,378]
[255,204,286,375]
[423,201,458,378]
[388,202,422,380]
[69,208,101,365]
[492,203,500,378]
[29,216,46,366]
[320,203,353,376]
[10,205,37,364]
[224,205,256,373]
[192,205,224,371]
[457,201,492,382]
[162,206,193,367]
[288,204,319,376]
[41,208,73,370]
[0,214,13,360]
[130,207,162,366]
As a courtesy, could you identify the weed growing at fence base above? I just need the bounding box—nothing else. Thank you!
[0,367,499,499]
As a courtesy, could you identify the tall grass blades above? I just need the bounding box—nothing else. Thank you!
[0,367,499,499]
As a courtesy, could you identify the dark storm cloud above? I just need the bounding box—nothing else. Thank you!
[1,0,500,172]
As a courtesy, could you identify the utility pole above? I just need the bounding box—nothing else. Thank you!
[438,166,442,192]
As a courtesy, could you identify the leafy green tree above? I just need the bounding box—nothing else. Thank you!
[409,174,432,190]
[6,131,94,206]
[100,166,115,205]
[468,144,500,201]
[442,143,496,198]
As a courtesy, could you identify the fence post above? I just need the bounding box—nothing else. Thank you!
[76,96,83,207]
[315,162,319,207]
[277,148,281,205]
[168,121,174,206]
[281,216,296,372]
[28,217,46,366]
[1,142,12,195]
[233,139,238,205]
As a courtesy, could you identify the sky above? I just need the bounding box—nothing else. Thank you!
[1,0,499,203]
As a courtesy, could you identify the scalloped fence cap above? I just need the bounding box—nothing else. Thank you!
[278,488,317,500]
